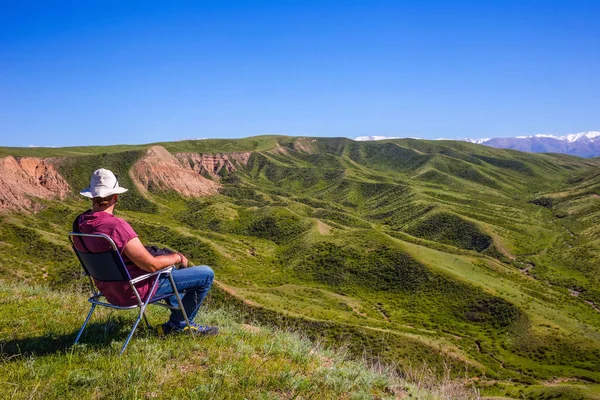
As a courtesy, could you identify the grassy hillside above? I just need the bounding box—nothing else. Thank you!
[0,136,284,158]
[2,283,445,400]
[2,136,600,399]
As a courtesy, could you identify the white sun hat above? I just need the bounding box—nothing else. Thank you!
[80,168,128,198]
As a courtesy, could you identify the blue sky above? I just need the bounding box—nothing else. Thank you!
[1,0,598,147]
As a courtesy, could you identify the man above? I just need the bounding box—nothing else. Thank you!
[74,168,218,335]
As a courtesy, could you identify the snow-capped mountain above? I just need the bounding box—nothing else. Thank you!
[558,131,600,142]
[481,131,600,158]
[461,138,491,144]
[354,131,600,158]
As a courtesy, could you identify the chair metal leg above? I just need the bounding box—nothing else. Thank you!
[120,308,145,355]
[143,312,152,330]
[74,303,96,345]
[167,273,192,329]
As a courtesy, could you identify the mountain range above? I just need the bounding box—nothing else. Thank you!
[356,131,600,158]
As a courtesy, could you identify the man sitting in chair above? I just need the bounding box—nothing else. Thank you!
[74,168,218,336]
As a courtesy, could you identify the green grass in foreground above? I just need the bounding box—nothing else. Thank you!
[0,283,482,400]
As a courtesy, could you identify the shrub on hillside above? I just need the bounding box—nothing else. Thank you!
[290,242,430,291]
[219,185,269,206]
[471,155,535,175]
[528,197,553,208]
[236,208,311,244]
[0,223,82,287]
[175,200,230,232]
[1,224,72,262]
[462,297,521,328]
[312,209,370,228]
[416,169,456,186]
[566,175,584,184]
[349,142,432,172]
[406,212,492,252]
[293,197,339,210]
[433,158,500,189]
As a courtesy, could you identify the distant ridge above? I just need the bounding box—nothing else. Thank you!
[355,131,600,157]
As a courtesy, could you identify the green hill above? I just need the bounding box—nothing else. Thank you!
[2,283,439,400]
[2,136,600,399]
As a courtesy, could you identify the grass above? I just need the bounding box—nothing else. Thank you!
[0,282,477,400]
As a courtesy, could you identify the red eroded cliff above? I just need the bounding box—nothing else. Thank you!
[0,156,70,211]
[130,146,222,197]
[176,151,250,179]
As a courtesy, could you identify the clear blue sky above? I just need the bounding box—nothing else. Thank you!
[1,0,598,147]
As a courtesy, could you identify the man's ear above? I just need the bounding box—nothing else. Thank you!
[112,194,119,204]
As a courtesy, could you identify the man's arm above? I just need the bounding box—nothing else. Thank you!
[123,237,188,272]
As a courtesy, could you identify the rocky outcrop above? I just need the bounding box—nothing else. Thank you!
[176,151,251,179]
[0,156,70,212]
[293,138,318,154]
[131,146,221,197]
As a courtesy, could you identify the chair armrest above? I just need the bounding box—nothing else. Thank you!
[129,266,174,284]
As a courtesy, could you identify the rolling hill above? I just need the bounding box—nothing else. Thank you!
[1,136,600,399]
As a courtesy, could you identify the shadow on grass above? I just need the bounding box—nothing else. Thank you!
[0,318,155,360]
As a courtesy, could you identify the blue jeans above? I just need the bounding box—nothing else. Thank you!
[152,265,214,328]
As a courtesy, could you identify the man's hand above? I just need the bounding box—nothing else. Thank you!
[178,253,189,268]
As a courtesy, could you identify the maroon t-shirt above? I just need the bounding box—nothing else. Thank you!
[74,210,157,306]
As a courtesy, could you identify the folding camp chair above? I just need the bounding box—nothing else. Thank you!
[68,232,192,355]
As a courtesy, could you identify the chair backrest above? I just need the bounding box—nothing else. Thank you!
[69,232,132,282]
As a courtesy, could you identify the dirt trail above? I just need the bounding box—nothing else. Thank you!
[584,300,600,313]
[316,220,333,235]
[374,305,390,322]
[214,280,261,307]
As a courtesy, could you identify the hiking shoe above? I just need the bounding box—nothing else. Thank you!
[156,322,178,336]
[157,322,218,336]
[184,323,219,336]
